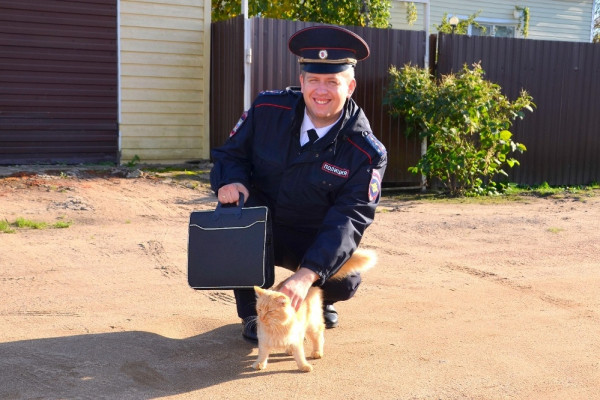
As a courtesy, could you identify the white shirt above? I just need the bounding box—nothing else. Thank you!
[299,110,342,146]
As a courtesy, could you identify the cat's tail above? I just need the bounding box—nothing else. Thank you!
[329,249,377,280]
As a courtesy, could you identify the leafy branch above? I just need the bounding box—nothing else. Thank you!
[515,6,530,37]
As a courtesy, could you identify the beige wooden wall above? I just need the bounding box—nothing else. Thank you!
[119,0,211,165]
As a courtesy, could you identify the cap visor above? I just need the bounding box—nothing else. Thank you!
[301,63,352,74]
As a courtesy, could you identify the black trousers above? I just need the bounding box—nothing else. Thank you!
[234,223,362,319]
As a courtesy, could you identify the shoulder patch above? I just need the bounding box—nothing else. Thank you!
[259,89,286,96]
[255,89,299,110]
[229,111,248,137]
[364,132,386,157]
[368,169,382,202]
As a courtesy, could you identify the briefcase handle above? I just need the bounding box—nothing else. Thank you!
[213,193,245,219]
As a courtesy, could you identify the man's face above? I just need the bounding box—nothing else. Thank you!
[300,70,356,128]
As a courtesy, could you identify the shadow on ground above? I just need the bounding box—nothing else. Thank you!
[0,324,284,399]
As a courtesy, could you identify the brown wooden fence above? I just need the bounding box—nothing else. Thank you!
[436,33,600,186]
[211,21,600,186]
[210,17,426,185]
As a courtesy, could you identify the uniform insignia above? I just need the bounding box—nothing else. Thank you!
[368,169,381,202]
[229,111,248,137]
[364,133,386,157]
[322,162,349,178]
[260,89,285,96]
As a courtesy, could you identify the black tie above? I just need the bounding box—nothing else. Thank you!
[306,129,318,146]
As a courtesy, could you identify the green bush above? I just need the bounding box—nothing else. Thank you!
[385,63,534,196]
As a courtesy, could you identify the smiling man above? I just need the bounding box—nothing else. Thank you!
[300,69,356,127]
[210,25,387,343]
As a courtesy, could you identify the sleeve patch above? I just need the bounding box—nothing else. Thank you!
[229,111,248,137]
[368,169,382,202]
[364,133,386,157]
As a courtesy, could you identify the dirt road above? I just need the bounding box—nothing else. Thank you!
[1,166,599,399]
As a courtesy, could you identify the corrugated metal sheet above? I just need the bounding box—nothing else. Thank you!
[350,26,426,185]
[251,18,304,96]
[0,0,118,164]
[437,33,600,186]
[211,17,426,184]
[209,15,245,151]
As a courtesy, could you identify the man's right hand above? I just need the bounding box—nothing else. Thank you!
[217,182,249,205]
[278,267,319,312]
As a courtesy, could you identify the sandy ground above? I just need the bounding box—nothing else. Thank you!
[0,165,599,400]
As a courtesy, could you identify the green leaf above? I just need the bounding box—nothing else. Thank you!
[499,130,512,141]
[507,158,520,167]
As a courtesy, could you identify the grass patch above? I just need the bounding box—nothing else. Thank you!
[382,182,600,203]
[0,217,72,233]
[505,182,600,201]
[144,166,211,177]
[0,220,15,233]
[53,220,72,229]
[140,165,212,191]
[15,217,47,229]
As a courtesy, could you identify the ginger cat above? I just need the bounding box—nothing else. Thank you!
[252,249,377,372]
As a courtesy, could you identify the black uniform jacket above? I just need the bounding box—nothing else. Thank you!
[210,88,387,285]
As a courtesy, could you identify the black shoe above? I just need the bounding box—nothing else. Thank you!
[323,304,339,329]
[241,316,258,343]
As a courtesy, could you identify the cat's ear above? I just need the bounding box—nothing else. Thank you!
[276,295,289,307]
[254,286,265,295]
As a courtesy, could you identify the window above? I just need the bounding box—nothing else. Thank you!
[471,23,516,38]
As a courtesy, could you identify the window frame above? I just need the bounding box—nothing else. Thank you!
[461,16,519,38]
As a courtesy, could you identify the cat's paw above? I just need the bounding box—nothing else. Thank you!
[299,363,313,372]
[252,361,267,370]
[311,350,323,359]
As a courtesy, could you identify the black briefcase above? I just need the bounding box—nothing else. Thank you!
[187,194,274,290]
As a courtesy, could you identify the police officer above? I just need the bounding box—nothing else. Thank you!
[210,25,387,342]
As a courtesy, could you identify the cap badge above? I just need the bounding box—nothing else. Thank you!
[318,50,328,59]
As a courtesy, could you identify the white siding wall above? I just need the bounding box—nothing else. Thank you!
[390,1,426,30]
[120,0,211,165]
[527,0,594,41]
[391,0,594,42]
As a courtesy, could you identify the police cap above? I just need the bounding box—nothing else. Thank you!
[288,25,370,74]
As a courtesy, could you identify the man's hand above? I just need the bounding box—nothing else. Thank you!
[217,182,249,205]
[278,268,319,311]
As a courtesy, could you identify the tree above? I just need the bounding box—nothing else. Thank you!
[211,0,392,28]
